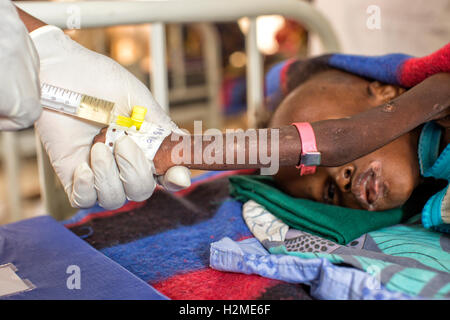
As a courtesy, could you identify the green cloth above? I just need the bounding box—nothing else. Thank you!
[229,175,404,245]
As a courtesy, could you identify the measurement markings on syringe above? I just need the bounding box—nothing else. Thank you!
[40,83,115,125]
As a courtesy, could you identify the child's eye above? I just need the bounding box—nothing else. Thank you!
[323,180,337,204]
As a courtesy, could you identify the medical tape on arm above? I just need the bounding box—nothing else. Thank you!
[104,121,172,161]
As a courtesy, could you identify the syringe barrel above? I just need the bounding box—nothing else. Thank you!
[40,83,115,125]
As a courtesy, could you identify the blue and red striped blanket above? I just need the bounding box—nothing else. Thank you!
[63,170,313,300]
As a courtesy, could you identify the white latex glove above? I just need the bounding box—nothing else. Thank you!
[0,0,41,130]
[31,25,191,210]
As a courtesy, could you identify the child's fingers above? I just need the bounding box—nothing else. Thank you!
[92,127,107,144]
[114,135,157,201]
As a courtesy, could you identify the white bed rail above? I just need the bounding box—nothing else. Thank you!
[9,0,340,220]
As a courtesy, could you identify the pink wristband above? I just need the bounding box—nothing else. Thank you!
[292,122,320,175]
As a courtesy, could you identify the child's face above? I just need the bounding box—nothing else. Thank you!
[269,69,421,211]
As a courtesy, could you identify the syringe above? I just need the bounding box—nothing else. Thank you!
[40,83,115,125]
[40,83,192,190]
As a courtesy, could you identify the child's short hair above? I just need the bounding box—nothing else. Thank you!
[283,55,334,94]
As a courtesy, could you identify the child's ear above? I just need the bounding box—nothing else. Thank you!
[368,81,406,102]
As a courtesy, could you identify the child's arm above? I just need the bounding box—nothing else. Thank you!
[312,72,450,167]
[155,72,449,173]
[95,72,449,175]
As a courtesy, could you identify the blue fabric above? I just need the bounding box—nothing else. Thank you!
[418,122,450,233]
[265,60,286,98]
[210,237,414,300]
[100,199,252,283]
[224,77,247,115]
[328,53,412,85]
[0,216,167,300]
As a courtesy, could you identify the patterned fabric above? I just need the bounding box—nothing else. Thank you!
[63,170,312,300]
[210,199,450,299]
[210,237,414,300]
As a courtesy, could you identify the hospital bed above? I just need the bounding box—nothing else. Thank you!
[8,0,340,221]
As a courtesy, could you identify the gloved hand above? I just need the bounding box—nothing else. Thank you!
[30,25,191,210]
[0,0,41,130]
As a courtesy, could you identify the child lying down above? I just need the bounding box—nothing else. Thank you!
[94,45,450,233]
[267,57,449,213]
[82,48,450,300]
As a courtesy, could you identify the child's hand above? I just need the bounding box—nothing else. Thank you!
[93,127,192,192]
[93,127,174,176]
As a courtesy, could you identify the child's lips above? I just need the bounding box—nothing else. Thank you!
[351,164,387,210]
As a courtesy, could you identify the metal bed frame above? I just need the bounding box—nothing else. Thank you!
[7,0,340,220]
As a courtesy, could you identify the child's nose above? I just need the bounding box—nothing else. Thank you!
[335,165,355,193]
